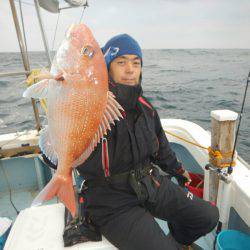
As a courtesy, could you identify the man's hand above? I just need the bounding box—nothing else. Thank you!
[173,167,192,187]
[182,170,191,185]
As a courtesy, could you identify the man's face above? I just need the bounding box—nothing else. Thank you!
[109,54,142,86]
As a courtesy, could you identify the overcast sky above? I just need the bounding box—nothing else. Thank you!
[0,0,250,52]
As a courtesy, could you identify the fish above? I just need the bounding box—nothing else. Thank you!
[23,23,123,217]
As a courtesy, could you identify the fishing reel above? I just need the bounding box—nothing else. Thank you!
[205,164,232,184]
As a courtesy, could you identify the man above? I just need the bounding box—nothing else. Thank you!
[76,34,219,250]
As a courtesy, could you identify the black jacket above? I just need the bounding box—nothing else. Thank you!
[74,95,184,224]
[42,92,184,223]
[76,97,182,179]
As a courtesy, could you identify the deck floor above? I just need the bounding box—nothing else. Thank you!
[0,189,56,220]
[1,189,213,249]
[1,144,213,249]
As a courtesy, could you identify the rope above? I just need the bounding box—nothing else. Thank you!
[164,130,208,150]
[164,130,236,168]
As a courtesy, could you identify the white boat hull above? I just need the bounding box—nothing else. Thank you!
[2,119,250,249]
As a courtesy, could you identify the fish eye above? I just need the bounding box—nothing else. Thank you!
[81,45,95,58]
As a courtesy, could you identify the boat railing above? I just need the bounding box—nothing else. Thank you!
[0,71,30,77]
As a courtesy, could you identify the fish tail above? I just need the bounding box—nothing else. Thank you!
[31,173,76,217]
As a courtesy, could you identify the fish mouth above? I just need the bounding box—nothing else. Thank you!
[55,74,65,81]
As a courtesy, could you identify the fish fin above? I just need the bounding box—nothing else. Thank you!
[72,91,124,168]
[23,79,49,98]
[106,91,124,121]
[39,126,58,165]
[35,68,53,81]
[31,173,76,217]
[93,90,123,139]
[94,91,124,142]
[72,139,95,168]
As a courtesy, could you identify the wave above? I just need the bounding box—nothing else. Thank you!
[0,97,21,104]
[144,64,159,68]
[0,119,7,128]
[159,69,190,73]
[161,104,177,109]
[0,80,9,87]
[229,91,239,96]
[206,86,214,90]
[185,77,238,85]
[215,99,239,108]
[196,118,210,123]
[0,50,249,163]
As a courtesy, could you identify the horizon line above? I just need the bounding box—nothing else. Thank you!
[1,48,250,53]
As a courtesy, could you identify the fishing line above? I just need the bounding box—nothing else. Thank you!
[228,69,250,174]
[51,12,61,53]
[0,160,19,215]
[79,4,87,23]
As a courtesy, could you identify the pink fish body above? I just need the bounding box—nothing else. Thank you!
[23,24,123,216]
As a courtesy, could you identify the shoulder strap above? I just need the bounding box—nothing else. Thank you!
[138,96,153,110]
[138,96,155,116]
[102,137,110,177]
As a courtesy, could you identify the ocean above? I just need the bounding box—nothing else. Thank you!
[0,49,249,163]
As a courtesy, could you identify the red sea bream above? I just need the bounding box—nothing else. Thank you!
[23,24,123,217]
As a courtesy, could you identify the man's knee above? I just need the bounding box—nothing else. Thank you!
[203,203,219,234]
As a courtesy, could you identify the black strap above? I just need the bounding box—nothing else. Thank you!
[84,165,153,188]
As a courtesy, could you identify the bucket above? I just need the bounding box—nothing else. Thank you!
[0,217,12,250]
[216,230,250,250]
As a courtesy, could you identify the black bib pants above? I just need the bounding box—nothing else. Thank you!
[93,171,219,250]
[77,98,219,250]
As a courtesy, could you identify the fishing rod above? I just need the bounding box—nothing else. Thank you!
[207,68,250,178]
[212,68,250,250]
[227,69,250,174]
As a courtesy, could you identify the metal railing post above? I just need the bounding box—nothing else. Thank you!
[9,0,42,131]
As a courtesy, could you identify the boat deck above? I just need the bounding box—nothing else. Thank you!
[0,189,57,220]
[0,143,213,249]
[0,142,204,219]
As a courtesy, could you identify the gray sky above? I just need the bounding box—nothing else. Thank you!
[1,0,250,52]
